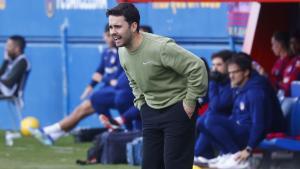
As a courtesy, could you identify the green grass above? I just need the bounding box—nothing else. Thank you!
[0,131,139,169]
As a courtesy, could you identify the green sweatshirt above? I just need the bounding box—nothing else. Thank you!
[119,32,208,110]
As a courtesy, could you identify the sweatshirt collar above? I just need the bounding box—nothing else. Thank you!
[126,32,146,55]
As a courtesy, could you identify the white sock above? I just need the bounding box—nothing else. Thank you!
[48,130,67,141]
[43,123,62,135]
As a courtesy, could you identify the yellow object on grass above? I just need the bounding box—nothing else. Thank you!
[20,116,40,136]
[192,165,202,169]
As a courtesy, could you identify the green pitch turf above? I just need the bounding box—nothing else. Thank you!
[0,130,139,169]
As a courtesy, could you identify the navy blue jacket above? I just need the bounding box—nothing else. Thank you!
[230,70,285,149]
[207,78,233,116]
[252,71,286,133]
[116,72,131,91]
[230,71,267,149]
[96,47,123,85]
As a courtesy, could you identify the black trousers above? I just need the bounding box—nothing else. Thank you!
[141,101,196,169]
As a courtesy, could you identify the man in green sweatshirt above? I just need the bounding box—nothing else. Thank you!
[107,3,208,169]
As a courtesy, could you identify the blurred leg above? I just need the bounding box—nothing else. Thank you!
[59,100,94,131]
[194,134,215,158]
[205,115,249,154]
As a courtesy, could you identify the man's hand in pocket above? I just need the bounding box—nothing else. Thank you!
[183,101,195,119]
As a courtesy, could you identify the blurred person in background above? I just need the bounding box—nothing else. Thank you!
[80,23,123,100]
[278,30,300,96]
[0,35,30,97]
[194,50,234,165]
[30,24,125,145]
[253,31,291,92]
[2,35,30,146]
[206,53,285,169]
[270,31,291,91]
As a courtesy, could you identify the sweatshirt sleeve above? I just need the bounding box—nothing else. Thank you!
[161,40,208,108]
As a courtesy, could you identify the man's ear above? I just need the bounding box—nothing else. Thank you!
[130,22,138,33]
[245,69,250,77]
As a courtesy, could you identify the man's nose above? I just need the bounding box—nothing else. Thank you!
[110,28,117,35]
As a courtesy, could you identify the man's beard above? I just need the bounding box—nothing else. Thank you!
[8,53,17,59]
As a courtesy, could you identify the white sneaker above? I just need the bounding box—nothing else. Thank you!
[208,155,223,164]
[5,131,21,146]
[29,128,53,146]
[217,153,250,169]
[208,154,231,168]
[194,156,211,167]
[194,156,209,163]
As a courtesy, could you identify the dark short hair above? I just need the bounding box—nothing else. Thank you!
[272,31,290,50]
[106,3,140,32]
[227,52,252,72]
[9,35,26,53]
[211,50,234,62]
[140,25,153,33]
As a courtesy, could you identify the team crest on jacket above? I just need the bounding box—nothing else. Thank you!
[240,102,245,111]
